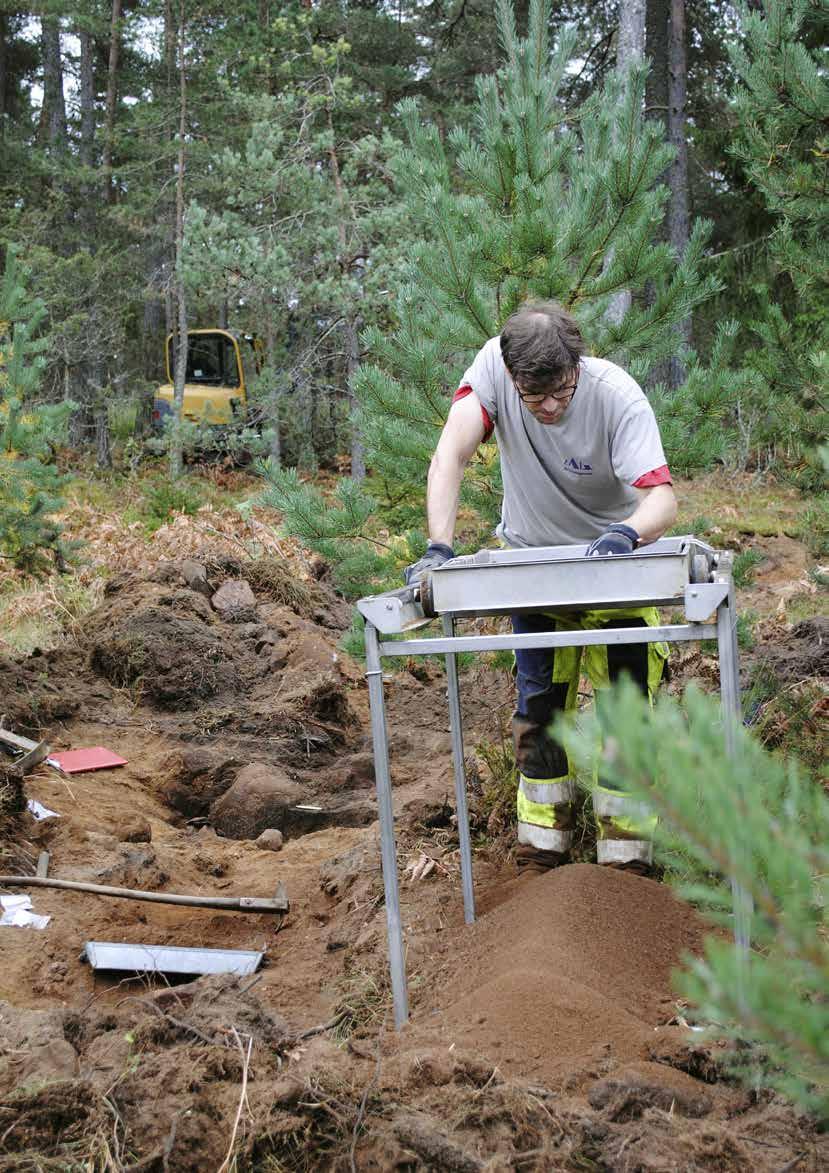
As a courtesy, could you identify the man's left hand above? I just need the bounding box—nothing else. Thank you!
[586,524,640,556]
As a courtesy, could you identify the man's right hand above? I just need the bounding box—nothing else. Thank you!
[404,542,455,586]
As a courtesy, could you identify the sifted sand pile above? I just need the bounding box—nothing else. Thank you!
[430,863,708,1085]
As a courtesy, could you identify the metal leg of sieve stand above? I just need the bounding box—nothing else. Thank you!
[363,621,408,1028]
[716,573,753,970]
[443,614,476,924]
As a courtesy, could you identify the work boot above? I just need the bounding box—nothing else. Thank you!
[602,858,655,879]
[515,844,570,871]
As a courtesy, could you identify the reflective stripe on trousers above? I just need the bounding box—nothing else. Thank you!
[511,606,668,857]
[517,777,575,853]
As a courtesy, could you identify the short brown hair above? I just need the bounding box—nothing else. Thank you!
[500,300,585,382]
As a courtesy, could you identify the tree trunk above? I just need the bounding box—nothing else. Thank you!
[40,17,67,150]
[344,317,365,480]
[0,12,8,134]
[165,0,176,90]
[67,344,93,447]
[170,0,188,481]
[646,0,669,123]
[78,29,95,168]
[617,0,646,66]
[95,407,112,469]
[605,0,646,326]
[265,315,281,465]
[102,0,123,204]
[78,26,96,241]
[667,0,691,386]
[326,108,365,482]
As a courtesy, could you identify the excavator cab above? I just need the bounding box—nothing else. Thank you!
[153,329,261,427]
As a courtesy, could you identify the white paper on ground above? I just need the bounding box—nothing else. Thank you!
[0,894,51,930]
[27,799,60,821]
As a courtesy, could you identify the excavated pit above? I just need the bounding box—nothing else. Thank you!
[0,547,826,1170]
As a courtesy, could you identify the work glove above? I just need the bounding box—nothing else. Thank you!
[404,541,455,586]
[586,523,640,557]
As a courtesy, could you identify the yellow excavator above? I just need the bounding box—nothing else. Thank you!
[153,328,263,427]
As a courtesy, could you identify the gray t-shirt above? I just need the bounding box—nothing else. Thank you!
[460,338,668,548]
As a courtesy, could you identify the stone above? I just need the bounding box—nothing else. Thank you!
[84,830,119,851]
[181,559,213,600]
[161,749,243,820]
[119,817,152,844]
[256,828,284,852]
[211,579,257,621]
[210,763,303,840]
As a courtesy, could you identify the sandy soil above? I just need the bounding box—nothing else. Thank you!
[0,544,826,1171]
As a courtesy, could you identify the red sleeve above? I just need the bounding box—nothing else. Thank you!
[453,384,494,442]
[632,464,673,488]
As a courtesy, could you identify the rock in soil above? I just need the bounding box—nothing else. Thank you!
[210,577,258,621]
[256,828,284,851]
[210,762,303,839]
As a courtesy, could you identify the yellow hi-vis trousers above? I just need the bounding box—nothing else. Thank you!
[512,607,668,864]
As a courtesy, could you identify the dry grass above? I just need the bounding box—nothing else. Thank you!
[331,966,391,1043]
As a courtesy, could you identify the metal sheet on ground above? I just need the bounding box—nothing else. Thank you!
[82,941,264,976]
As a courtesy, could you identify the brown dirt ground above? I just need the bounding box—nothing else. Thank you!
[0,540,826,1171]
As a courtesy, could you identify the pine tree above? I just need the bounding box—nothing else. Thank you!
[258,0,720,597]
[730,0,828,303]
[726,0,829,480]
[0,248,72,571]
[559,678,829,1118]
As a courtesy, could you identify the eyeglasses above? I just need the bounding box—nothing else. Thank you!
[514,369,580,405]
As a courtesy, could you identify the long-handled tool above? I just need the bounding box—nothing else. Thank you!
[0,724,50,773]
[0,874,289,914]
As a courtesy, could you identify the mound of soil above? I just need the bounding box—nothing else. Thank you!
[424,864,707,1087]
[90,606,242,706]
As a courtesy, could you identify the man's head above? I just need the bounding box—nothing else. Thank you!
[500,300,585,424]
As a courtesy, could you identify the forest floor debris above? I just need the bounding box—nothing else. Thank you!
[0,481,826,1169]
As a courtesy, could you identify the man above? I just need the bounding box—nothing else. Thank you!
[406,300,677,872]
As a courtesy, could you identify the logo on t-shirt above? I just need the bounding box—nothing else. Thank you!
[563,457,593,475]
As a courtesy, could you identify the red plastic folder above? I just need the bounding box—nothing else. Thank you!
[49,747,128,773]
